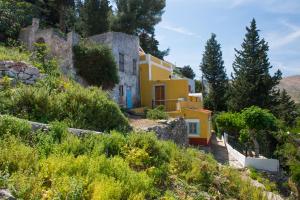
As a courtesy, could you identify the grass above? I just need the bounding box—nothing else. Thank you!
[0,115,269,200]
[0,46,31,63]
[249,167,278,193]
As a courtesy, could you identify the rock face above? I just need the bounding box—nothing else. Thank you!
[0,61,40,84]
[0,189,15,200]
[141,118,188,146]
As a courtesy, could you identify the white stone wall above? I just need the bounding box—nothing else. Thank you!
[223,133,280,172]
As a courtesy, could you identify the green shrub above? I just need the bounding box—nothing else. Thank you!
[73,41,119,90]
[2,82,130,132]
[0,117,269,199]
[146,106,168,120]
[215,112,245,135]
[0,115,32,140]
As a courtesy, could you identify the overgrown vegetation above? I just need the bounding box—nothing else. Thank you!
[0,44,129,132]
[0,46,30,62]
[0,0,37,43]
[0,115,270,199]
[146,105,169,120]
[73,41,119,89]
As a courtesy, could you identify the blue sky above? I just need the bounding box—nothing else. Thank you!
[155,0,300,79]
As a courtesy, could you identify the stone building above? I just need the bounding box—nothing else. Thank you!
[89,33,140,108]
[19,19,140,108]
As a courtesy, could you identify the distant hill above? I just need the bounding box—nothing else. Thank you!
[279,75,300,103]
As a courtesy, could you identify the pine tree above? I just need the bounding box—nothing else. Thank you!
[80,0,112,36]
[273,89,298,126]
[200,33,228,112]
[228,19,282,112]
[139,32,169,59]
[180,65,195,79]
[113,0,168,59]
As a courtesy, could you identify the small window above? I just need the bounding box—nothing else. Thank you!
[119,85,124,96]
[119,53,125,72]
[188,85,192,92]
[188,122,198,135]
[132,59,137,75]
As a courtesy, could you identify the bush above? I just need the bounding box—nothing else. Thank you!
[215,112,245,136]
[73,41,119,90]
[0,116,269,199]
[2,81,130,132]
[146,106,168,120]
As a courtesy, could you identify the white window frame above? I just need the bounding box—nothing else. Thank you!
[185,119,200,137]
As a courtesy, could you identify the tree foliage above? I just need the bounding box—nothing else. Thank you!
[228,19,282,112]
[179,65,195,79]
[139,32,169,59]
[272,89,299,127]
[79,0,112,36]
[0,0,37,42]
[200,33,228,112]
[73,41,119,90]
[112,0,166,35]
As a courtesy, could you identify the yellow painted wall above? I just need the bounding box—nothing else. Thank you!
[151,65,171,80]
[171,109,211,142]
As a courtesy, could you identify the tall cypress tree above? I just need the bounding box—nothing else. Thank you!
[200,33,228,112]
[228,19,282,111]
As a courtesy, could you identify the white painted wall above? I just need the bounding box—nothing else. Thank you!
[223,133,279,172]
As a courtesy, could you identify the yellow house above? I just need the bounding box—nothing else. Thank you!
[139,51,212,145]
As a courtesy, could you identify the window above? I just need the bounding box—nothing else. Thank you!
[132,59,137,75]
[119,53,124,72]
[188,122,198,135]
[186,120,200,135]
[119,85,124,96]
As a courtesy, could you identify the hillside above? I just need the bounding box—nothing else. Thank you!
[279,75,300,103]
[0,45,278,200]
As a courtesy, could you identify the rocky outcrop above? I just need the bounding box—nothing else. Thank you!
[0,61,40,84]
[0,189,15,200]
[29,121,102,136]
[139,118,188,146]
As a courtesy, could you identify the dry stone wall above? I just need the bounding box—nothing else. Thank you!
[0,61,40,84]
[139,118,188,146]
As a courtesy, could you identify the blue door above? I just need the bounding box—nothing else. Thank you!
[126,87,133,109]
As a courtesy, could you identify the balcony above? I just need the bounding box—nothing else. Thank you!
[152,98,202,112]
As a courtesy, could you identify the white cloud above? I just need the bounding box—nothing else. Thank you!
[158,22,201,38]
[226,0,300,14]
[267,21,300,49]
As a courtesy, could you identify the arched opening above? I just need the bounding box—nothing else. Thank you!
[36,37,46,44]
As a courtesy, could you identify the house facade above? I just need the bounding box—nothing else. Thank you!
[139,52,212,145]
[19,19,212,145]
[89,32,140,108]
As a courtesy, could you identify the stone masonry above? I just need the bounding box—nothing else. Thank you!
[19,19,141,108]
[0,61,40,84]
[136,118,189,146]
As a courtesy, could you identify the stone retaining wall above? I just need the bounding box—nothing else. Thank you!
[138,118,188,146]
[0,61,40,84]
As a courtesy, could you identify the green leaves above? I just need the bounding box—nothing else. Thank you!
[229,19,282,112]
[73,41,119,90]
[200,33,228,112]
[0,1,37,42]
